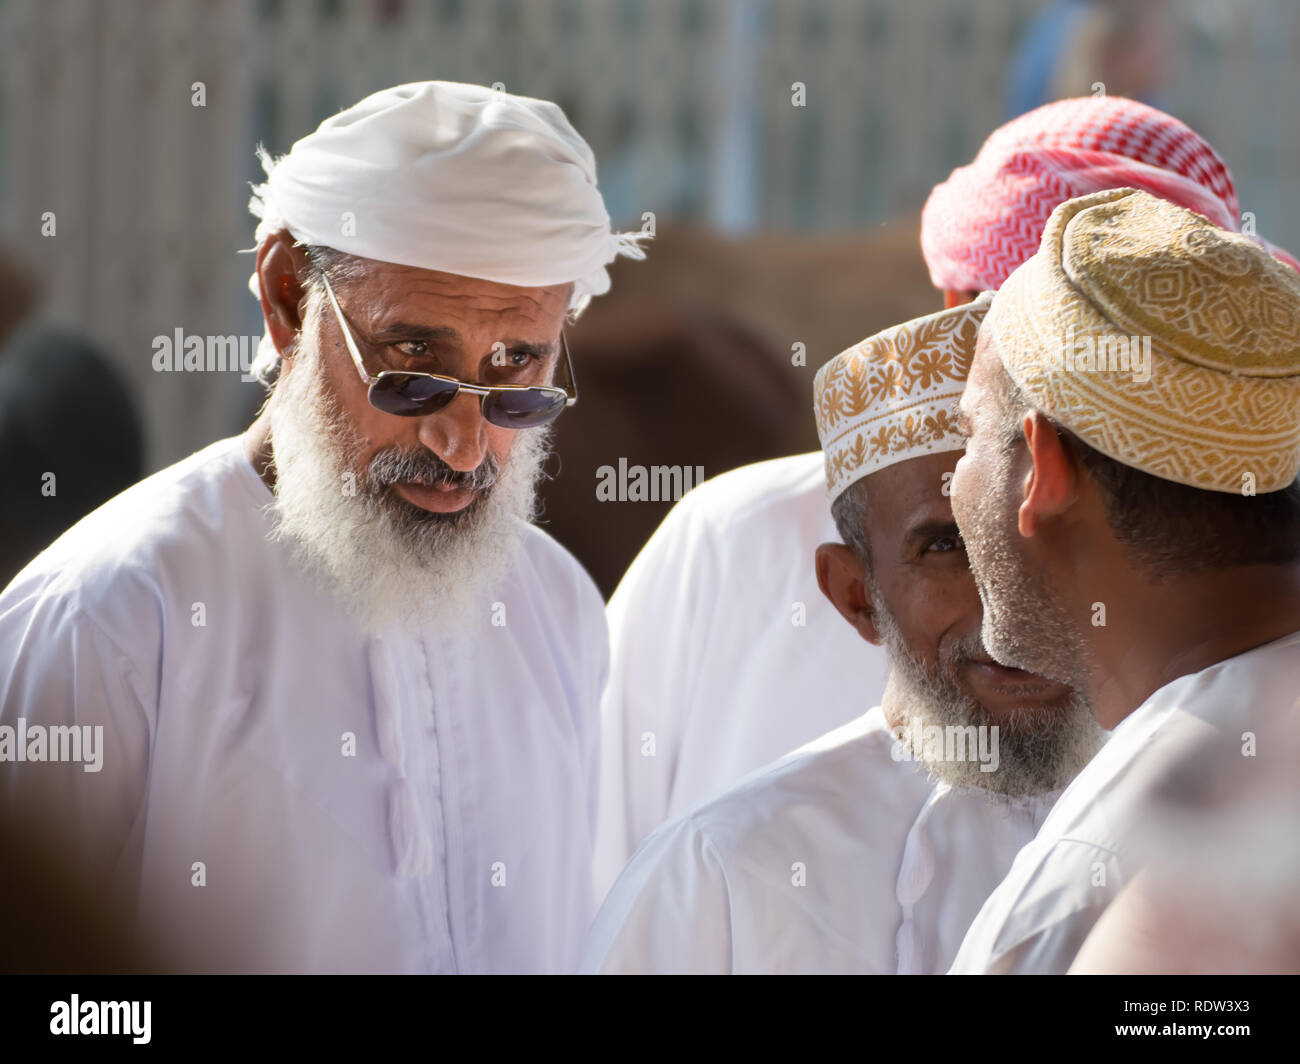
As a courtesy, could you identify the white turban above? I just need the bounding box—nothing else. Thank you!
[247,80,646,382]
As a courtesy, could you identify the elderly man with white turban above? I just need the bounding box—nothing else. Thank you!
[592,96,1299,900]
[581,301,1104,974]
[0,81,644,973]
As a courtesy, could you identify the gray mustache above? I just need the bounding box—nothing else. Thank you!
[367,447,500,493]
[946,630,989,671]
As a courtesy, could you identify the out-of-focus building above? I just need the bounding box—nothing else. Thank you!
[2,0,1295,586]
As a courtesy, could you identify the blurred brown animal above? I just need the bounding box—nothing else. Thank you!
[539,215,937,596]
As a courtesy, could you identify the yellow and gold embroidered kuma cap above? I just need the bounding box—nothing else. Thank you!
[987,186,1300,493]
[814,296,990,501]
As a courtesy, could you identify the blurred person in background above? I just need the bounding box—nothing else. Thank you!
[0,246,39,347]
[0,327,144,587]
[593,95,1274,898]
[0,80,645,974]
[0,805,162,974]
[1003,0,1172,118]
[1069,721,1300,974]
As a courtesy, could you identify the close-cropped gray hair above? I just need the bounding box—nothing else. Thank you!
[830,477,872,568]
[249,243,370,388]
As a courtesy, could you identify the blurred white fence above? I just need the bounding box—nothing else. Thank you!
[0,0,1294,464]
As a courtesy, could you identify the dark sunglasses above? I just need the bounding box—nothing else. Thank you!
[320,274,577,429]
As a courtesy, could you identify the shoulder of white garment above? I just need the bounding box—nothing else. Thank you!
[0,438,255,657]
[581,803,735,973]
[666,451,829,537]
[584,707,926,973]
[602,451,829,694]
[0,438,251,859]
[946,829,1123,974]
[948,693,1159,974]
[607,450,831,626]
[609,451,827,589]
[593,452,858,902]
[951,631,1300,975]
[509,520,607,633]
[685,707,901,843]
[506,521,609,747]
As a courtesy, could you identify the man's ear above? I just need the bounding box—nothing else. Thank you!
[815,543,883,646]
[255,231,310,360]
[1019,410,1079,538]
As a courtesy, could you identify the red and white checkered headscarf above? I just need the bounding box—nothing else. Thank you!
[921,96,1298,291]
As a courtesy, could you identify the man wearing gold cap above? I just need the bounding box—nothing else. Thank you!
[949,187,1300,974]
[580,300,1103,974]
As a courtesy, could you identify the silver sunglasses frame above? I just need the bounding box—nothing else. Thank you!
[319,273,578,418]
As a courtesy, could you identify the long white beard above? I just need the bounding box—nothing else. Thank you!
[266,346,551,635]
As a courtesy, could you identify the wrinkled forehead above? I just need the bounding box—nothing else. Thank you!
[330,257,570,301]
[328,260,572,326]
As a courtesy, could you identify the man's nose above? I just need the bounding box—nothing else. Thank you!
[415,390,490,472]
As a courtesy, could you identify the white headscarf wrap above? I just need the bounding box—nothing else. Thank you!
[248,80,646,383]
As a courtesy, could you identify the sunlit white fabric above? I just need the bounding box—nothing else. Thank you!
[950,631,1300,974]
[249,80,644,306]
[593,453,890,900]
[247,80,646,381]
[0,437,606,973]
[583,706,1057,974]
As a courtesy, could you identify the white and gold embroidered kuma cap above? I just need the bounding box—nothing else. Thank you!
[814,295,991,501]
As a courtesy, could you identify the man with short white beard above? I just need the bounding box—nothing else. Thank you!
[580,300,1103,975]
[0,81,645,973]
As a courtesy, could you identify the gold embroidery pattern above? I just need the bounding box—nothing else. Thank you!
[814,299,988,500]
[995,188,1300,493]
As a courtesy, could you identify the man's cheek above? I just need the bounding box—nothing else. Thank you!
[490,433,518,470]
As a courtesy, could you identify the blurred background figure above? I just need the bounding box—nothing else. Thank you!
[1070,718,1300,974]
[1004,0,1174,116]
[0,246,38,345]
[0,806,162,973]
[0,0,1295,590]
[0,328,144,588]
